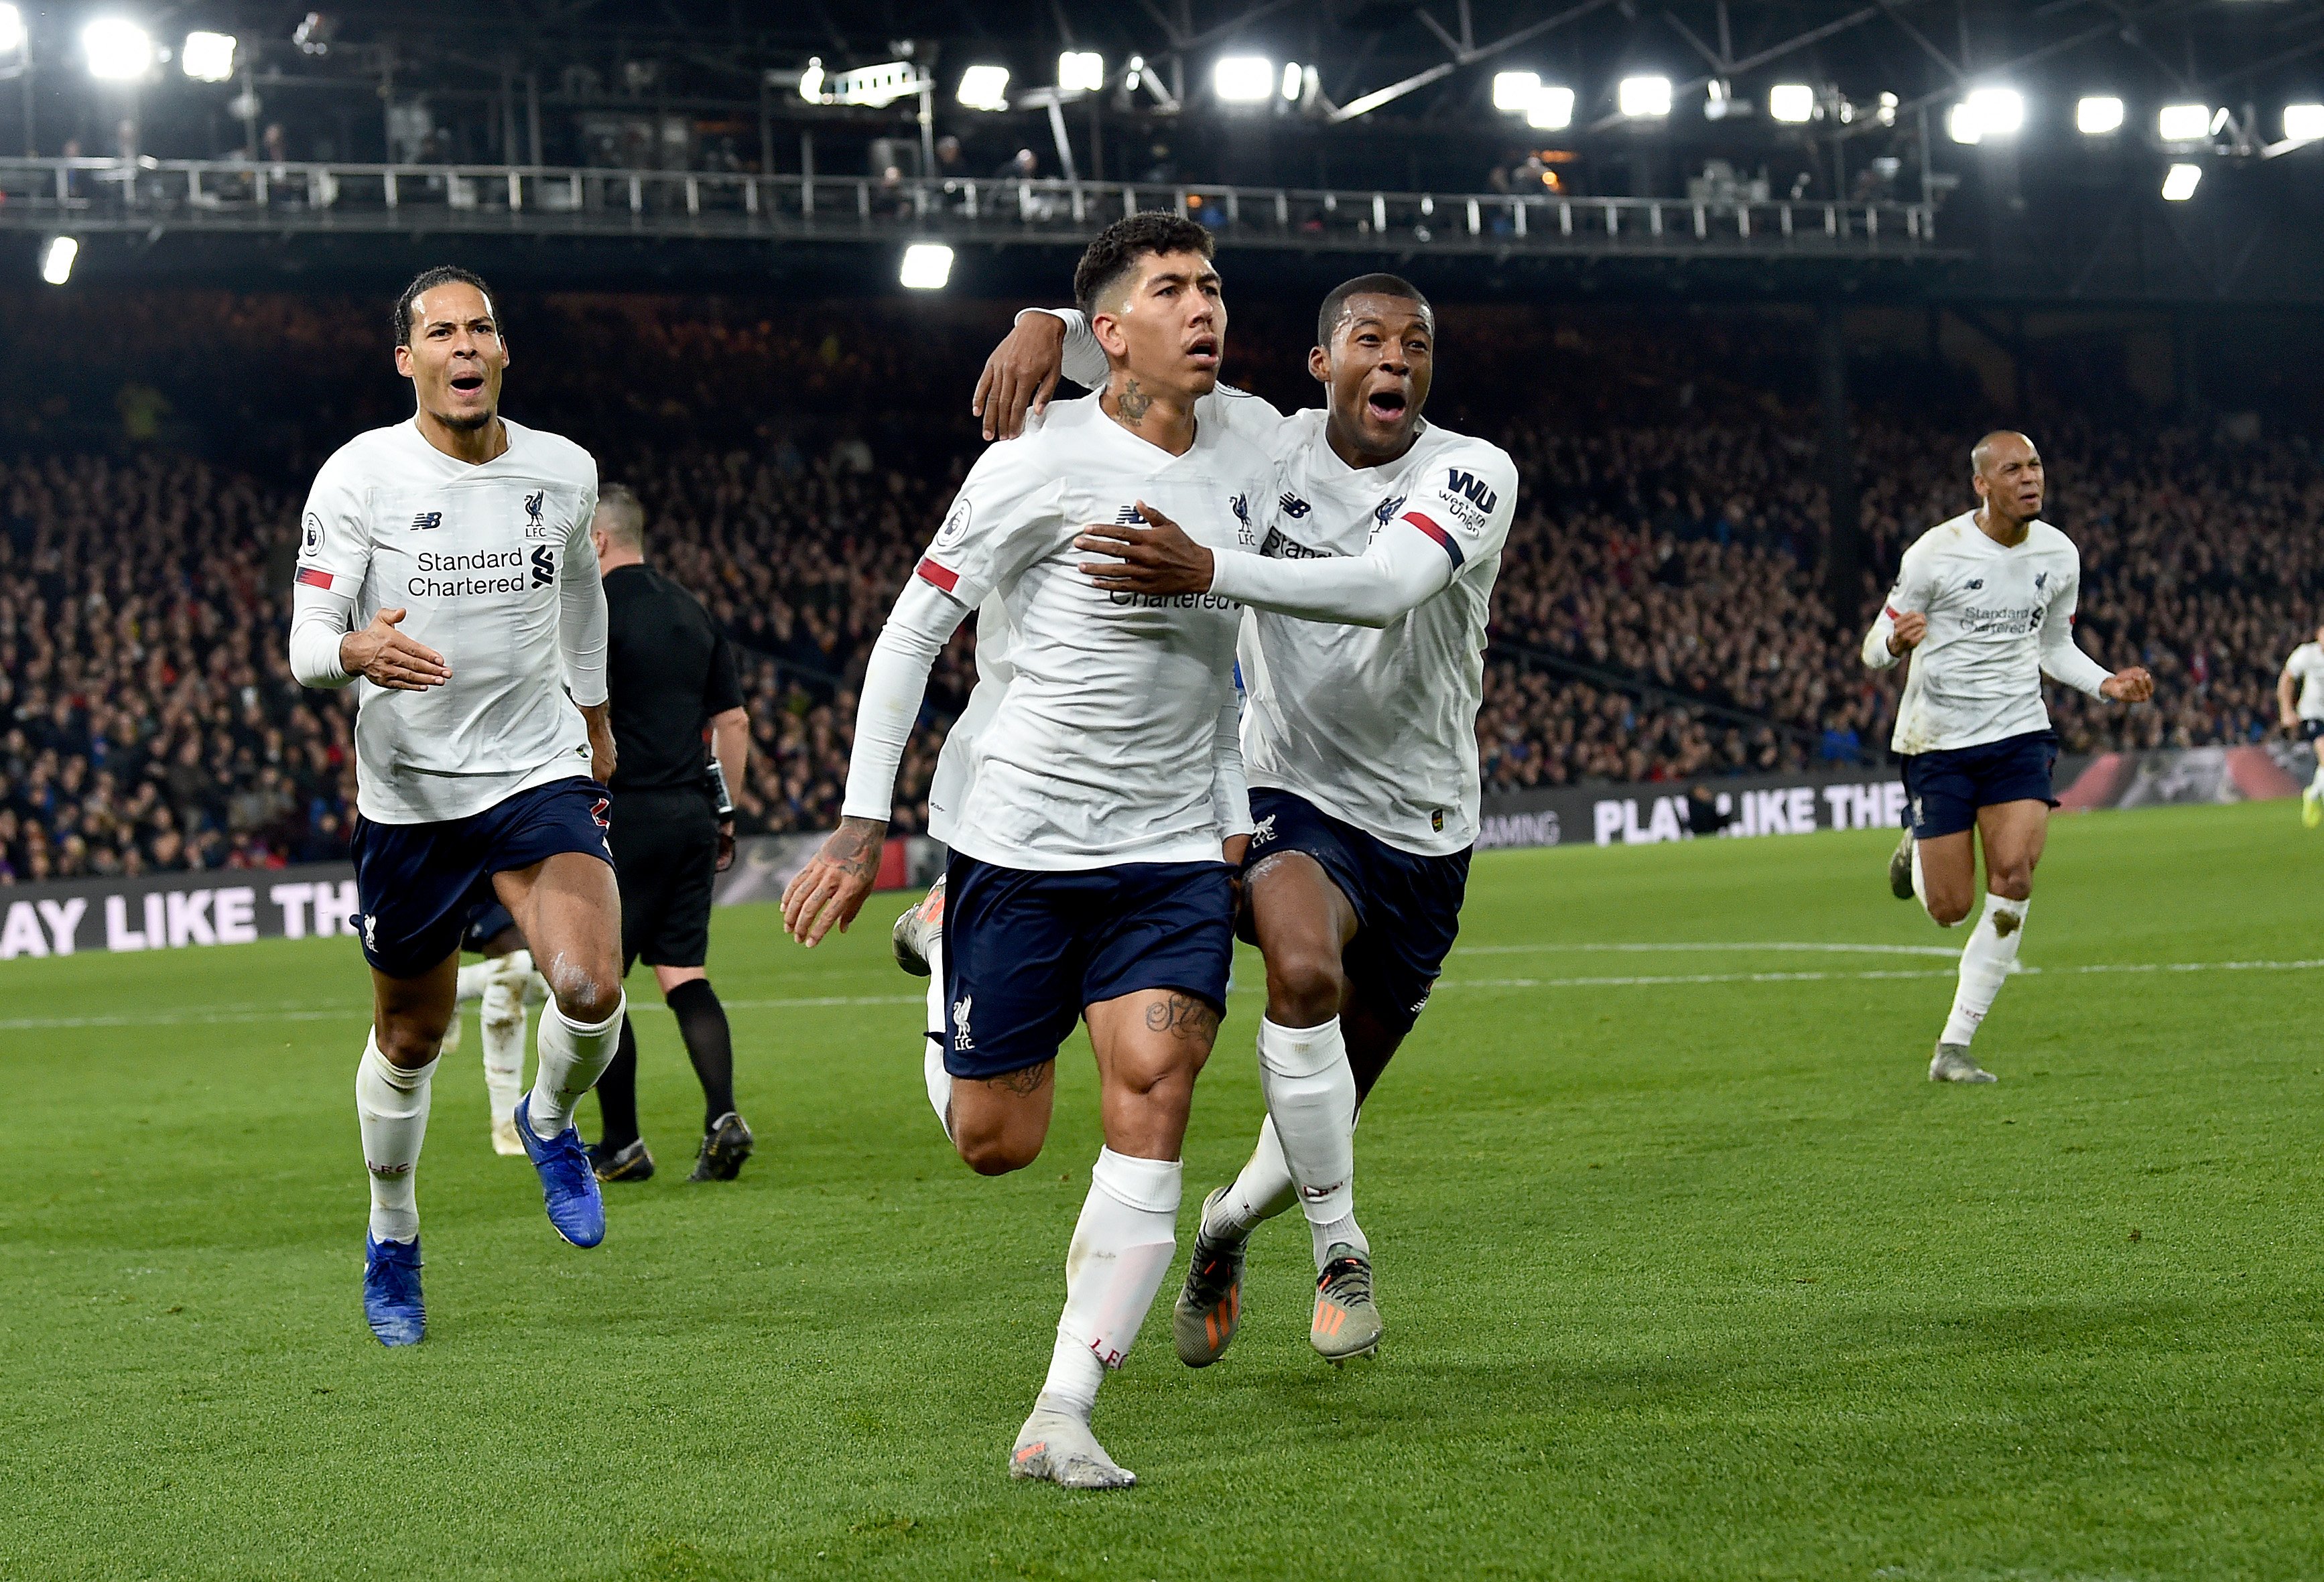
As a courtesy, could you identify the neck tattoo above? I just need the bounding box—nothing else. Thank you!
[1114,379,1152,425]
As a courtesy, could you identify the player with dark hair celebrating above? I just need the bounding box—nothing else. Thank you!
[782,213,1272,1489]
[289,266,625,1346]
[957,271,1516,1372]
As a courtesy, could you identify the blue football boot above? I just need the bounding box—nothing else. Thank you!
[363,1234,425,1346]
[513,1093,606,1248]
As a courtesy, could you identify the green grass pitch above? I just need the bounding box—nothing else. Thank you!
[4,799,2322,1581]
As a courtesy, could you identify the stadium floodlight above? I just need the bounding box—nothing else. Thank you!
[1965,86,2024,137]
[2160,162,2202,200]
[956,64,1011,112]
[1526,84,1575,130]
[1214,56,1275,103]
[1945,103,1982,145]
[1618,75,1672,118]
[41,236,78,285]
[899,243,954,290]
[83,18,157,81]
[1058,51,1104,94]
[2284,103,2324,143]
[1281,61,1303,101]
[1768,84,1815,124]
[1493,70,1540,112]
[797,58,826,101]
[182,31,237,82]
[2075,95,2124,135]
[2158,103,2211,142]
[0,5,23,58]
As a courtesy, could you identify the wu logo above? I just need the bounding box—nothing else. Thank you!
[411,511,442,531]
[1445,468,1498,513]
[952,994,974,1051]
[529,545,556,588]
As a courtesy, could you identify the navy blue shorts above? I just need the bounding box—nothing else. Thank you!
[351,778,612,980]
[940,853,1234,1080]
[2303,719,2324,744]
[462,902,519,954]
[1244,789,1472,1035]
[1900,730,2060,841]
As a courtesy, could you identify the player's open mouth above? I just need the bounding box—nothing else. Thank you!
[1365,389,1408,422]
[450,374,485,393]
[1185,336,1218,366]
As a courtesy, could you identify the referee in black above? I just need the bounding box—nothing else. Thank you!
[586,484,756,1183]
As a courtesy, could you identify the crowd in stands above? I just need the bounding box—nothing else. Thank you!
[1,290,2317,881]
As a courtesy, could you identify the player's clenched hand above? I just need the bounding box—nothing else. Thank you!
[340,608,450,691]
[1075,503,1216,596]
[581,702,617,783]
[2101,666,2155,704]
[781,815,886,946]
[972,313,1066,442]
[1886,611,1929,656]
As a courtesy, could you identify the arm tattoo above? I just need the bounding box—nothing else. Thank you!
[1145,992,1220,1042]
[1114,378,1151,425]
[827,815,885,881]
[980,1061,1055,1096]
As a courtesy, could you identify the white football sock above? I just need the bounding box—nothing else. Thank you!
[527,993,625,1139]
[922,933,953,1142]
[1255,1016,1367,1270]
[355,1033,436,1244]
[454,962,492,1004]
[478,969,529,1125]
[1943,893,2028,1046]
[1043,1148,1181,1421]
[1206,1115,1299,1241]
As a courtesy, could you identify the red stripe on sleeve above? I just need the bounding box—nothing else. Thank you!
[1401,511,1465,569]
[296,566,334,591]
[915,557,961,594]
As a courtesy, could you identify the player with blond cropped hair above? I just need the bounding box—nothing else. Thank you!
[1866,430,2153,1083]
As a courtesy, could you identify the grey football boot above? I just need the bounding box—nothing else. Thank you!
[891,875,946,977]
[1888,827,1917,901]
[1173,1185,1248,1368]
[1929,1042,1998,1083]
[1009,1395,1137,1490]
[1310,1242,1384,1364]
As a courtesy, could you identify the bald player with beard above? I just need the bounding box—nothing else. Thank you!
[1866,431,2153,1083]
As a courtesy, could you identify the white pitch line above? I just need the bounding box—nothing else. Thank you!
[0,991,923,1033]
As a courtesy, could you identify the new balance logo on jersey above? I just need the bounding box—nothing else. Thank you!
[411,511,442,531]
[952,995,974,1051]
[1250,813,1277,846]
[1114,505,1143,525]
[1446,468,1498,514]
[1279,492,1312,519]
[529,545,555,588]
[1965,579,1984,591]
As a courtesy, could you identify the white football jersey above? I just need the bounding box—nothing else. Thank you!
[2286,642,2324,721]
[1881,512,2085,755]
[1230,409,1519,856]
[296,417,603,823]
[912,392,1273,870]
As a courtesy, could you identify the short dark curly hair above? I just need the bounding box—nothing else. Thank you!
[1072,212,1216,318]
[392,265,497,348]
[1317,272,1431,348]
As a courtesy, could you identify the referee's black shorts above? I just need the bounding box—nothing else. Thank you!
[608,787,719,972]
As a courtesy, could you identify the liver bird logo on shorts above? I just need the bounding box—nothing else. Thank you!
[952,994,974,1051]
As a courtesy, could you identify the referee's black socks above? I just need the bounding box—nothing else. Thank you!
[665,978,737,1134]
[596,1017,643,1152]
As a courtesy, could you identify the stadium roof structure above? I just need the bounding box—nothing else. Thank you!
[3,1,2324,304]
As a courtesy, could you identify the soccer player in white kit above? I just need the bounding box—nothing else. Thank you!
[2275,620,2324,826]
[1863,431,2153,1083]
[288,268,629,1345]
[780,216,1271,1490]
[967,275,1517,1369]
